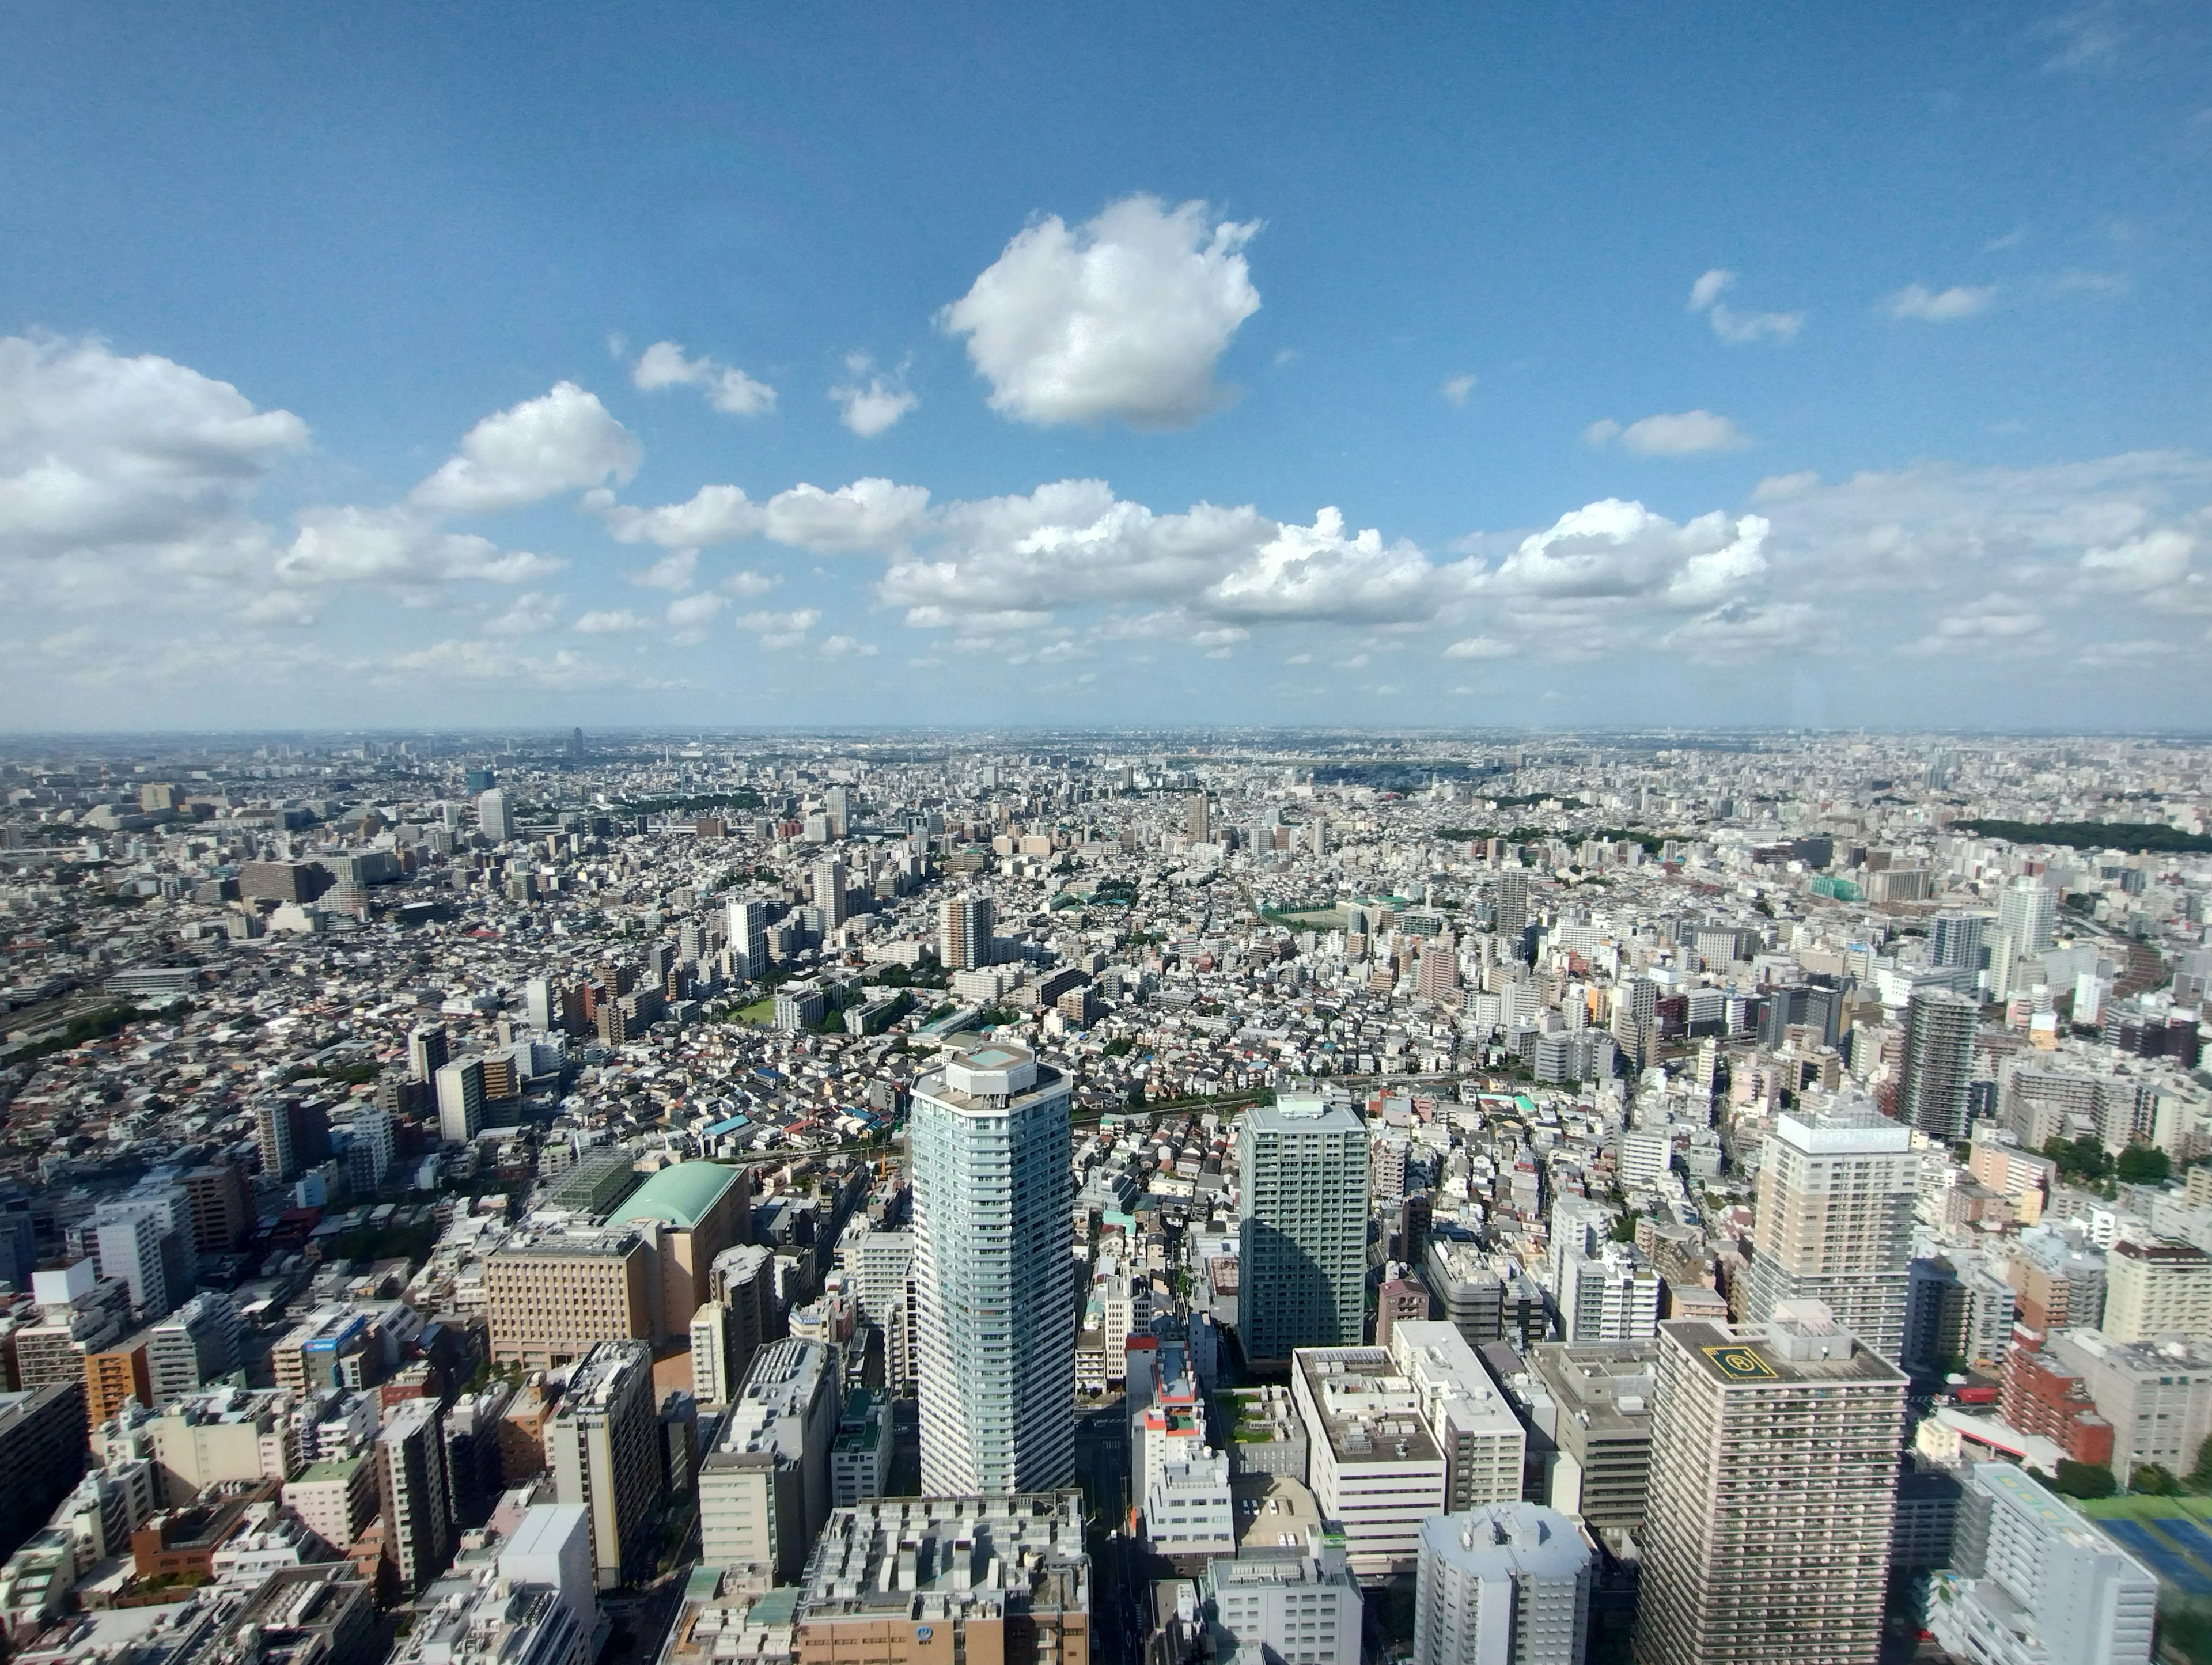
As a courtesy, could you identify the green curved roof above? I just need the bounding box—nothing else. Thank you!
[608,1161,741,1230]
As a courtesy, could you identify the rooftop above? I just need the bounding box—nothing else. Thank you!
[609,1160,743,1231]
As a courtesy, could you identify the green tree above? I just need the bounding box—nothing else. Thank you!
[2132,1462,2180,1496]
[2052,1459,2117,1499]
[2117,1144,2172,1185]
[2192,1434,2212,1490]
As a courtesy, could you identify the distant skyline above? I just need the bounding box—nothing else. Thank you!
[3,3,2210,731]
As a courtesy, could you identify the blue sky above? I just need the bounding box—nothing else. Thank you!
[3,1,2210,730]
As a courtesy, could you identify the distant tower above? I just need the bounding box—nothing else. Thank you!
[1997,877,2056,955]
[1186,793,1212,845]
[937,892,994,971]
[813,856,850,930]
[569,726,584,760]
[726,897,769,980]
[478,788,516,844]
[910,1042,1075,1494]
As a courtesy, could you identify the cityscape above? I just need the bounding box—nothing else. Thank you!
[0,726,2203,1665]
[6,3,2212,1664]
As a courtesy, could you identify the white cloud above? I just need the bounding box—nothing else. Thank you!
[1686,269,1803,343]
[2080,528,2195,592]
[386,638,635,688]
[278,506,565,587]
[665,591,726,646]
[1444,636,1514,659]
[0,333,307,605]
[2037,5,2124,73]
[631,340,777,416]
[940,194,1261,428]
[830,355,918,437]
[1204,507,1439,624]
[1897,591,2052,657]
[1886,283,1995,322]
[1586,410,1752,456]
[816,634,879,659]
[631,549,699,591]
[586,477,929,555]
[1485,499,1769,604]
[2075,637,2180,667]
[482,591,563,636]
[574,608,651,634]
[1440,373,1478,407]
[735,606,820,651]
[721,569,780,597]
[1752,470,1820,502]
[1661,600,1819,662]
[411,382,640,513]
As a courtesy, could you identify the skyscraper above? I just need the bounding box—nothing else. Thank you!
[909,1041,1075,1494]
[1742,1100,1915,1363]
[1187,792,1212,845]
[1997,877,2056,955]
[478,787,516,844]
[1899,987,1978,1143]
[1239,1098,1370,1366]
[1414,1505,1592,1665]
[548,1339,661,1591]
[726,897,769,980]
[1636,1304,1907,1665]
[435,1056,485,1144]
[1493,872,1531,938]
[937,892,994,972]
[812,856,849,929]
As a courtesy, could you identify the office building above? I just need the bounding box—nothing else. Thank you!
[92,1202,188,1322]
[376,1396,454,1595]
[725,897,770,980]
[83,1337,151,1427]
[1635,1304,1907,1665]
[1525,1341,1657,1534]
[1742,1101,1915,1364]
[793,1493,1090,1665]
[1204,1480,1362,1665]
[840,1230,918,1399]
[2044,1329,2212,1478]
[1899,988,1979,1143]
[408,1022,450,1083]
[1413,1504,1592,1665]
[548,1339,661,1591]
[486,1227,654,1370]
[698,1338,840,1581]
[605,1160,751,1344]
[179,1163,252,1256]
[146,1293,247,1408]
[283,1451,379,1553]
[1187,794,1213,845]
[479,788,516,844]
[1930,1462,2154,1665]
[1240,1098,1370,1366]
[1998,878,2057,957]
[830,1389,894,1508]
[910,1042,1076,1495]
[435,1056,486,1144]
[2101,1238,2212,1342]
[937,892,995,971]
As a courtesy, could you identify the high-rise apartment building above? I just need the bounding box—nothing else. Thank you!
[0,1380,92,1563]
[1526,1342,1656,1534]
[1931,1462,2155,1665]
[725,897,770,980]
[2102,1238,2212,1342]
[1557,1245,1660,1343]
[812,856,849,930]
[1635,1304,1907,1665]
[1187,793,1213,845]
[1742,1100,1915,1364]
[479,788,516,844]
[377,1397,455,1595]
[1899,988,1978,1143]
[178,1163,251,1255]
[1493,872,1531,938]
[548,1340,661,1591]
[1930,910,1990,972]
[910,1042,1075,1495]
[937,892,994,972]
[1413,1504,1592,1665]
[146,1291,246,1407]
[1239,1098,1370,1366]
[1998,877,2057,956]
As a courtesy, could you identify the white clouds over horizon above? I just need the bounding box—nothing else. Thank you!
[940,194,1262,429]
[1585,410,1752,456]
[631,340,778,416]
